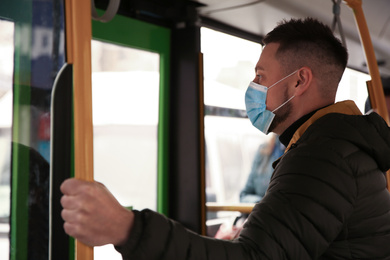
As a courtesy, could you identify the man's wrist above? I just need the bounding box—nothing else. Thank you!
[114,208,134,246]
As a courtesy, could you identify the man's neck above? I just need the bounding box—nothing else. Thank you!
[279,111,316,147]
[279,105,331,147]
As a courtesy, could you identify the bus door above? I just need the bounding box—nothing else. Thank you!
[0,0,65,259]
[53,2,171,260]
[89,10,171,260]
[0,0,171,259]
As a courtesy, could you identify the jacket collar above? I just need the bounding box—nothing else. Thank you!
[285,100,362,151]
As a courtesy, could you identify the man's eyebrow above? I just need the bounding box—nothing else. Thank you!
[255,65,265,72]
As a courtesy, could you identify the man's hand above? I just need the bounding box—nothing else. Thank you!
[60,178,134,247]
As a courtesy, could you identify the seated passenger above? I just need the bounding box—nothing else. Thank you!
[240,134,284,203]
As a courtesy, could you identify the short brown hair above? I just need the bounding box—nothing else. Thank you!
[263,18,348,98]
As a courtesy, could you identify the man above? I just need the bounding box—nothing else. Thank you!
[61,18,390,259]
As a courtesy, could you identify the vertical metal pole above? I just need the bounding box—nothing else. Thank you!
[345,0,390,191]
[65,0,94,259]
[345,0,389,124]
[198,52,206,236]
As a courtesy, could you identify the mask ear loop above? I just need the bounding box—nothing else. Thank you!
[272,95,295,113]
[269,70,298,113]
[268,70,298,90]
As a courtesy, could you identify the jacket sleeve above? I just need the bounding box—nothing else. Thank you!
[115,209,258,259]
[116,142,358,259]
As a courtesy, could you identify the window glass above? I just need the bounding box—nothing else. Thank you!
[201,27,268,236]
[201,27,261,109]
[337,68,370,113]
[0,19,13,260]
[91,40,159,259]
[204,116,270,203]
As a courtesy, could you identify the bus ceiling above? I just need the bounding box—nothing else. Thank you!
[93,0,389,77]
[193,0,390,78]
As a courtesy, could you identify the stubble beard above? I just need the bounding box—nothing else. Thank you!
[268,90,292,133]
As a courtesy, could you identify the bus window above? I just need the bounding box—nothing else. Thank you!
[337,68,370,113]
[201,27,268,234]
[0,19,13,260]
[91,40,159,259]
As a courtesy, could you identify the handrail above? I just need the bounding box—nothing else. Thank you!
[345,0,390,191]
[199,52,206,236]
[344,0,389,124]
[206,202,255,214]
[65,0,94,259]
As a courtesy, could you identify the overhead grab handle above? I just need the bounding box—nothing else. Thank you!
[91,0,120,22]
[331,0,347,47]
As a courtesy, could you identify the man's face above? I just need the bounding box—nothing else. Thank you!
[268,90,292,133]
[254,43,294,133]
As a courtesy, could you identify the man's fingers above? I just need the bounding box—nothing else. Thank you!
[59,177,135,246]
[61,207,90,240]
[60,178,88,195]
[60,194,77,210]
[60,178,75,194]
[63,221,84,241]
[61,208,82,223]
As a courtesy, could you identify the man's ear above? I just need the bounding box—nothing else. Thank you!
[294,67,312,96]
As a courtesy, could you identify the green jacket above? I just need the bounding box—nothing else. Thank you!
[117,101,390,259]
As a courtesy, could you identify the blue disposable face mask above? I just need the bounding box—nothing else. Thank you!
[245,70,298,134]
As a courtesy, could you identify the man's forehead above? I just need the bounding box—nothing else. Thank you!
[256,43,280,71]
[261,43,279,58]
